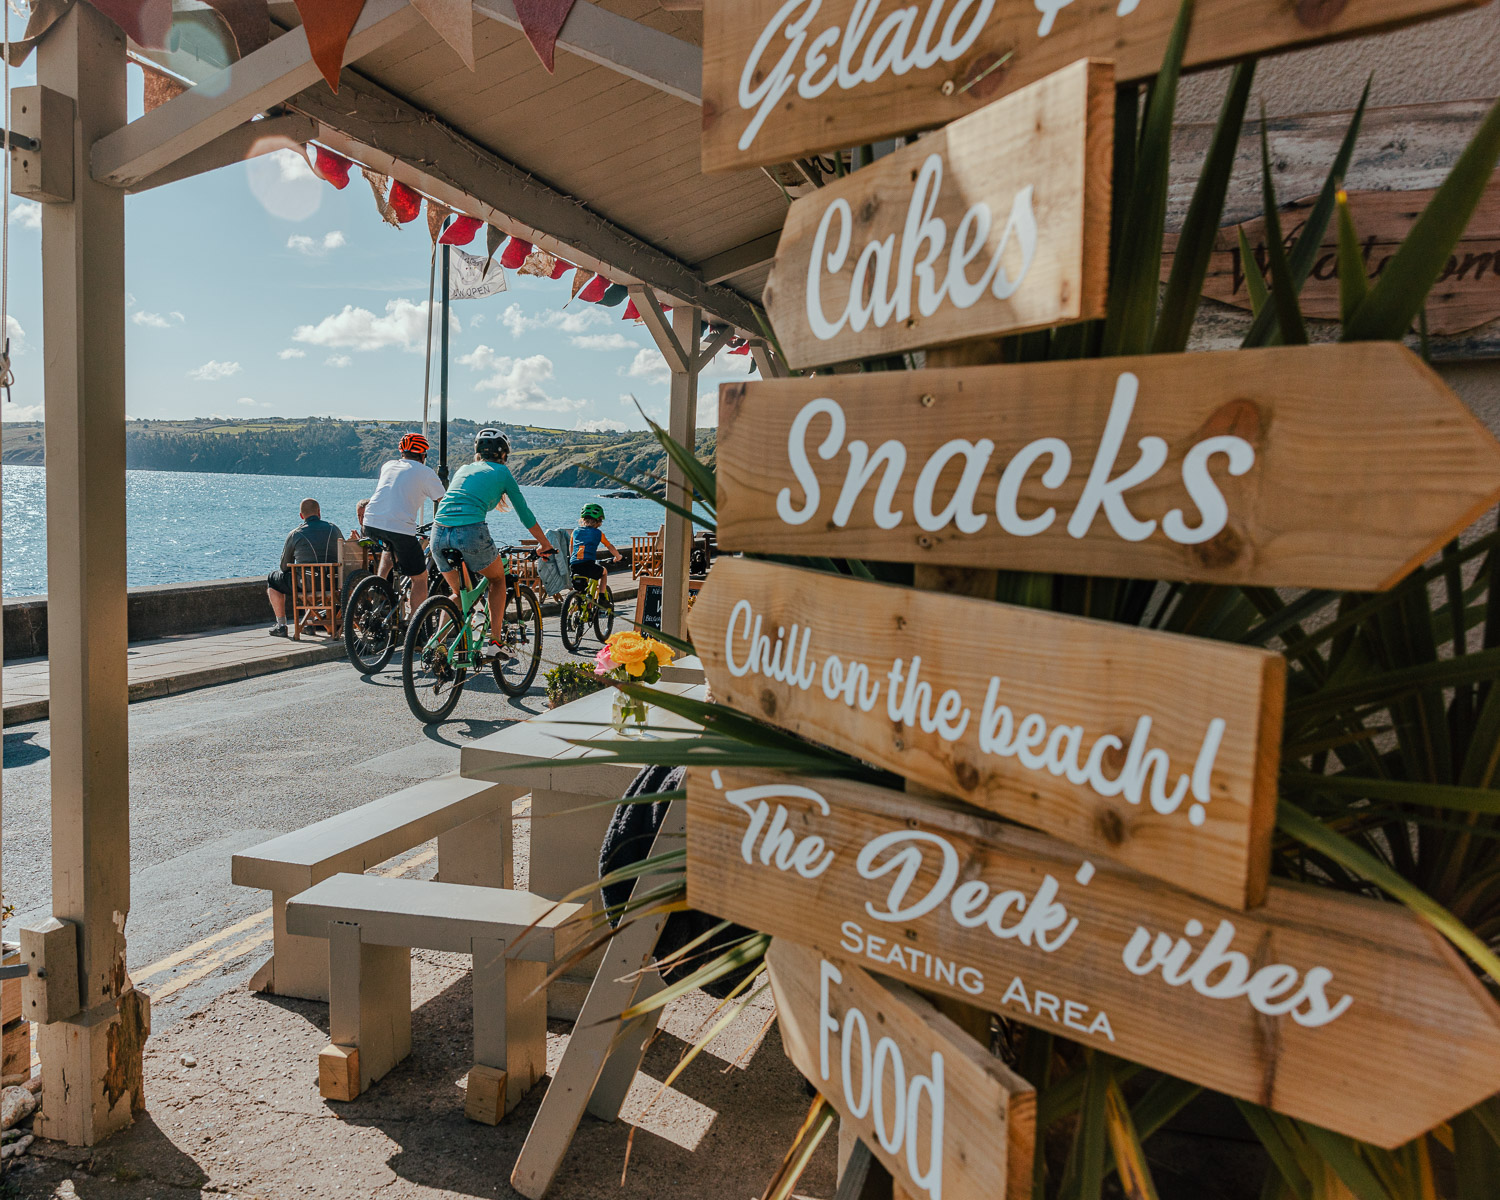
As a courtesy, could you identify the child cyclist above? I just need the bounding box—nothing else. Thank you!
[431,428,557,659]
[570,502,623,584]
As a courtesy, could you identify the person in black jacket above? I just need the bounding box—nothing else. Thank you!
[267,498,342,637]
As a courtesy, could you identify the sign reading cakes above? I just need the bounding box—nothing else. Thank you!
[688,557,1285,909]
[713,343,1500,591]
[700,0,1489,172]
[762,58,1113,368]
[688,769,1500,1148]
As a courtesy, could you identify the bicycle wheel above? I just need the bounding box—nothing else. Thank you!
[592,583,615,643]
[493,584,543,697]
[402,595,469,723]
[343,574,399,674]
[559,591,588,653]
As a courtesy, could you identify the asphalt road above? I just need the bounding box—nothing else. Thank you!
[1,615,606,1028]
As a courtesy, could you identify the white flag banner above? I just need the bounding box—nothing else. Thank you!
[449,248,508,300]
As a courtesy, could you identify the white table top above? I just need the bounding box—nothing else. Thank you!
[459,681,705,795]
[658,654,704,684]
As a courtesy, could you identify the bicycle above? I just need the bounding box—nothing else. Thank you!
[559,564,616,654]
[343,523,450,675]
[401,544,545,723]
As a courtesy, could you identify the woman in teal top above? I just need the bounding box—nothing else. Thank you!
[431,429,557,604]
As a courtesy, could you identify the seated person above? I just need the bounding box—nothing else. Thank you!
[267,498,343,637]
[571,502,622,583]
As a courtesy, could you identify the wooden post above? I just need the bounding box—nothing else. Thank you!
[661,305,701,640]
[33,0,146,1147]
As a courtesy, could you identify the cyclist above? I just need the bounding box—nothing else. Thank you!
[431,428,557,657]
[363,432,446,613]
[571,502,622,584]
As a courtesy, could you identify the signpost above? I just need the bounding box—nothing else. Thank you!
[761,58,1113,368]
[700,0,1492,172]
[767,940,1035,1200]
[713,342,1500,590]
[688,768,1500,1148]
[689,556,1283,910]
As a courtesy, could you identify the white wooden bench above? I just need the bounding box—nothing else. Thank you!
[286,874,586,1121]
[232,772,524,1002]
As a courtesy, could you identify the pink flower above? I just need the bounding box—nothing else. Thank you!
[594,646,616,676]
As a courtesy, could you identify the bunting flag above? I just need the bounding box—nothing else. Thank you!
[87,0,172,48]
[578,274,610,303]
[570,267,592,300]
[389,180,423,224]
[203,0,270,57]
[362,167,401,226]
[499,238,532,270]
[142,62,188,113]
[293,0,368,92]
[519,248,558,278]
[730,342,752,355]
[622,298,669,322]
[312,146,353,189]
[412,0,475,69]
[511,0,576,71]
[548,257,575,280]
[600,283,628,307]
[450,249,509,300]
[426,201,454,243]
[482,224,506,271]
[439,215,483,246]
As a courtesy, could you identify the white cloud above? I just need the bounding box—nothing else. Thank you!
[573,332,637,352]
[696,387,720,428]
[575,417,629,433]
[2,402,44,422]
[126,292,137,308]
[459,346,584,412]
[6,315,25,355]
[499,303,604,338]
[277,347,306,360]
[287,230,347,257]
[9,201,40,230]
[236,397,272,408]
[132,310,185,329]
[325,354,353,368]
[188,359,241,381]
[293,298,453,353]
[625,348,670,385]
[270,147,315,182]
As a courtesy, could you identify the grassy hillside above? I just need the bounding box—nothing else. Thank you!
[1,418,715,490]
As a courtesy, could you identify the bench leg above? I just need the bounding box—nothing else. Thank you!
[530,790,612,1019]
[586,969,665,1121]
[325,921,412,1095]
[438,805,514,890]
[469,936,547,1123]
[270,887,331,1002]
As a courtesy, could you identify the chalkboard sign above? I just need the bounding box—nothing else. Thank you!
[634,576,704,634]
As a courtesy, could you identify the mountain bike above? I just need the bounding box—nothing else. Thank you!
[343,523,450,675]
[401,545,544,723]
[559,565,616,653]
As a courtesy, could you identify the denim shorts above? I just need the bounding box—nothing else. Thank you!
[431,521,498,579]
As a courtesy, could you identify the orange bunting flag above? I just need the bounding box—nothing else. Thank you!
[389,180,423,224]
[426,201,454,243]
[511,0,575,71]
[439,215,482,246]
[362,167,401,226]
[294,0,369,92]
[312,146,353,189]
[412,0,475,70]
[569,267,592,300]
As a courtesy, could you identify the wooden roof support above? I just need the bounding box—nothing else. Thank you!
[126,112,317,193]
[694,231,780,284]
[294,71,764,332]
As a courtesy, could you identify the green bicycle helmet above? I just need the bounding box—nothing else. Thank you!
[580,502,605,521]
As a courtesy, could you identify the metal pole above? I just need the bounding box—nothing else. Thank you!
[439,241,451,485]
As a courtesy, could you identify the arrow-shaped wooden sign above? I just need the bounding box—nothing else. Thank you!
[701,0,1491,172]
[767,940,1035,1200]
[688,768,1500,1148]
[762,58,1113,369]
[689,557,1284,910]
[715,343,1500,591]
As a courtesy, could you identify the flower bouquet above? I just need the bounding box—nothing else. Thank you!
[594,630,676,734]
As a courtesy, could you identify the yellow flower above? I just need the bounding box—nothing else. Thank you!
[606,630,652,666]
[625,659,647,678]
[644,639,676,666]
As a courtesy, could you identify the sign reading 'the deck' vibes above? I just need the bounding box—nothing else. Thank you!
[688,769,1500,1148]
[688,557,1284,910]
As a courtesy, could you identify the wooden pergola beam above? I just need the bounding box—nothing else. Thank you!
[126,112,317,193]
[694,231,780,284]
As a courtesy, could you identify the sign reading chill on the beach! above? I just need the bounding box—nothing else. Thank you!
[688,557,1284,910]
[761,58,1113,368]
[700,0,1490,172]
[689,769,1500,1148]
[767,940,1035,1200]
[714,343,1500,591]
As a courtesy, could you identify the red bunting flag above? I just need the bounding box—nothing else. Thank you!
[730,343,752,355]
[577,274,610,303]
[312,146,353,189]
[294,0,369,92]
[499,238,532,270]
[389,180,423,223]
[439,215,482,246]
[622,299,641,322]
[548,258,574,279]
[511,0,576,71]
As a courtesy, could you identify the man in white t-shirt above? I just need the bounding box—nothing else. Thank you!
[362,432,446,612]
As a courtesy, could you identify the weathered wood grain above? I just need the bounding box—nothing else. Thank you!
[687,768,1500,1148]
[762,59,1113,369]
[701,0,1491,172]
[688,558,1284,910]
[715,343,1500,590]
[768,940,1035,1200]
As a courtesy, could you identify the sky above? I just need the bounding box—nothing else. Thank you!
[0,63,755,433]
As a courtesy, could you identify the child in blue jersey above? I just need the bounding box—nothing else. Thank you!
[570,502,622,584]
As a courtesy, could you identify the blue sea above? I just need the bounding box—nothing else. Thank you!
[1,464,667,597]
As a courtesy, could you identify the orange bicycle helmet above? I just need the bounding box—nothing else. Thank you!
[399,432,430,456]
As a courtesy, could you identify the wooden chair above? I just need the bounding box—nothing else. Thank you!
[630,527,663,580]
[290,562,341,640]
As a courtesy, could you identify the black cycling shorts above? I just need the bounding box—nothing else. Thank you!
[365,525,427,578]
[571,560,605,583]
[267,568,293,595]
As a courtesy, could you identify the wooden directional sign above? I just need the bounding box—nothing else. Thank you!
[715,343,1500,591]
[689,557,1283,910]
[762,59,1112,369]
[701,0,1490,172]
[688,768,1500,1147]
[767,939,1035,1200]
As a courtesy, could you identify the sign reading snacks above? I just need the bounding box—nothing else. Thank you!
[688,769,1500,1148]
[700,0,1488,172]
[767,940,1035,1200]
[762,58,1112,369]
[689,557,1283,910]
[714,343,1500,591]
